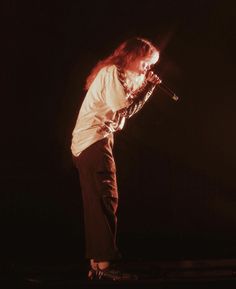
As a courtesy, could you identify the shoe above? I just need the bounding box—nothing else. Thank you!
[88,266,138,281]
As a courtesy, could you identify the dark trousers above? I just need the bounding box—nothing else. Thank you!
[73,136,121,261]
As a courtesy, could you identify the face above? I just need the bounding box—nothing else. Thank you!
[126,51,159,75]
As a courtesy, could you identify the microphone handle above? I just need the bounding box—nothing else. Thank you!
[158,82,179,101]
[150,69,179,101]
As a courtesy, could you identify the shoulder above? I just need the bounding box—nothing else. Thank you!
[95,65,118,84]
[99,65,117,76]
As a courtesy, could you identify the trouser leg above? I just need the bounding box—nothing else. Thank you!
[73,136,121,261]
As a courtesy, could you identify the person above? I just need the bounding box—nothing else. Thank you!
[71,37,162,281]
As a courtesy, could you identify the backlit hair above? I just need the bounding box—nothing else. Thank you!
[84,37,159,90]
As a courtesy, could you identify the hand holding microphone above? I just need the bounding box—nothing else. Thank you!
[146,70,179,102]
[146,70,162,85]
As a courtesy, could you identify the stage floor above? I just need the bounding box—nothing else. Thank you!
[2,258,236,289]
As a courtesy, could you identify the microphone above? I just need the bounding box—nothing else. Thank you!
[148,69,179,101]
[158,82,179,102]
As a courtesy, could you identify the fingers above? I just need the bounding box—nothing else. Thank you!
[146,71,162,85]
[151,74,162,85]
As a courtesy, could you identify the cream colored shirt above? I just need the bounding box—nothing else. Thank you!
[71,65,145,157]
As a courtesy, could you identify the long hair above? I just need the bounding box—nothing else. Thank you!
[84,37,159,90]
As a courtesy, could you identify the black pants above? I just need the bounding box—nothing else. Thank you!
[73,136,121,261]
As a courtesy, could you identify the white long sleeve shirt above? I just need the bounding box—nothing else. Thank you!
[71,65,147,157]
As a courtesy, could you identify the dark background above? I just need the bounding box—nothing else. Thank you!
[2,0,236,267]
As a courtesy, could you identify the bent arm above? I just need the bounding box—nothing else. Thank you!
[115,81,157,119]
